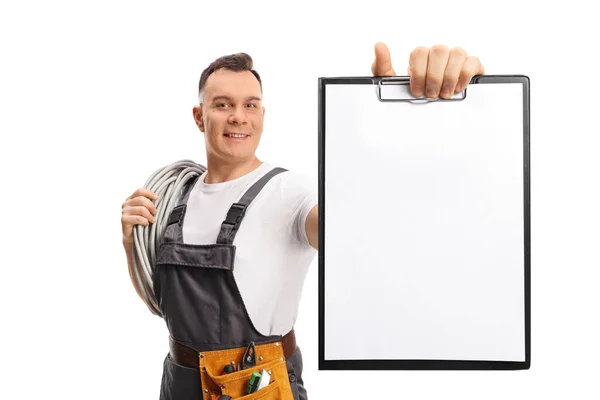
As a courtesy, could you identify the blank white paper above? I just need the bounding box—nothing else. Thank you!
[324,82,525,361]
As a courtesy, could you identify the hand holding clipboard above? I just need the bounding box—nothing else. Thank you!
[371,42,485,99]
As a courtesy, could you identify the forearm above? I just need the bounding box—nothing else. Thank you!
[305,204,319,250]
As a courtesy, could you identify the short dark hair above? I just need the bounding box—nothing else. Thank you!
[198,53,262,102]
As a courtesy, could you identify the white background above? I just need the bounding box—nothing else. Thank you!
[1,0,598,399]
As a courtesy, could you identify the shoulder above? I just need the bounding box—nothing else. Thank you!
[258,164,317,246]
[255,163,316,211]
[270,166,316,202]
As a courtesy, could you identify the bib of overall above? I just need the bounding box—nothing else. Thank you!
[154,166,307,400]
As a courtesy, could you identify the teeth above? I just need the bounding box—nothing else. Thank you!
[226,134,247,138]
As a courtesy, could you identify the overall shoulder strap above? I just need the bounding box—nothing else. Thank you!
[163,174,200,243]
[216,167,287,245]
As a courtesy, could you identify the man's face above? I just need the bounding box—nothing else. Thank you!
[194,68,265,163]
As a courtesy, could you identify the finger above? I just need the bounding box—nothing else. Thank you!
[130,215,152,226]
[130,188,159,202]
[123,193,159,214]
[424,44,450,98]
[440,47,467,99]
[371,42,396,76]
[408,46,429,97]
[121,215,151,239]
[456,56,485,93]
[132,196,158,215]
[122,214,152,230]
[123,205,156,223]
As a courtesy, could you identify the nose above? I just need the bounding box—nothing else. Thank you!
[228,105,247,125]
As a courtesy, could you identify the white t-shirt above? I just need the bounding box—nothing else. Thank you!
[181,162,317,336]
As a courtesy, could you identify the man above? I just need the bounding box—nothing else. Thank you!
[121,42,484,399]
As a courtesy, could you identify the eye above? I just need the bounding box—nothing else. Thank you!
[247,103,258,108]
[216,103,228,108]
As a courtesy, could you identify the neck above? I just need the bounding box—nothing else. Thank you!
[204,155,263,184]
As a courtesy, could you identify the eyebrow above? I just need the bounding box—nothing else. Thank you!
[211,95,262,103]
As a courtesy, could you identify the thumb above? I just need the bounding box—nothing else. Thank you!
[371,42,396,76]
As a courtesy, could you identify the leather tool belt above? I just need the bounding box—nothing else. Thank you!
[170,330,297,400]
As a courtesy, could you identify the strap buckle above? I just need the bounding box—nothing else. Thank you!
[224,203,247,225]
[167,204,186,226]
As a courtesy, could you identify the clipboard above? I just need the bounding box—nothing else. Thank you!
[317,75,530,370]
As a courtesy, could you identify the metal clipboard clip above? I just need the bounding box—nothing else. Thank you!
[375,76,467,103]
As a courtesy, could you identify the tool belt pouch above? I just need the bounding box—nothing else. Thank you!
[199,341,294,400]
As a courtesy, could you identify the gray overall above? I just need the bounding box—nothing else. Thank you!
[154,167,307,400]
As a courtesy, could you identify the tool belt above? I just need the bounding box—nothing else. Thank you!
[170,330,297,399]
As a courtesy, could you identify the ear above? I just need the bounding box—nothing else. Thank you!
[193,105,204,132]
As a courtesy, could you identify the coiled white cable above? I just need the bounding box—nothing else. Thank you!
[130,159,207,316]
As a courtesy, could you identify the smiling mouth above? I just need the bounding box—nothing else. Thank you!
[224,133,249,138]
